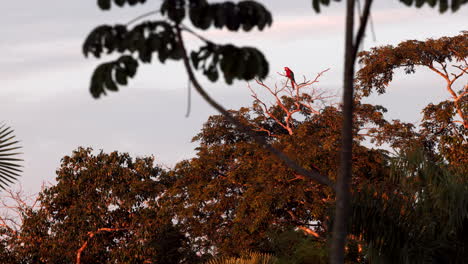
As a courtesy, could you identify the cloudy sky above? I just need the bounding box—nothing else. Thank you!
[1,1,467,194]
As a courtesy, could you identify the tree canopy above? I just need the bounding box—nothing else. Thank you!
[356,32,467,170]
[0,148,196,263]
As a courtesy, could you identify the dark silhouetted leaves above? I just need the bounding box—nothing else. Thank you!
[83,25,128,58]
[312,0,337,13]
[83,21,180,64]
[90,55,139,98]
[160,0,273,31]
[97,0,146,10]
[161,0,186,24]
[188,0,272,31]
[311,0,467,13]
[85,1,271,97]
[191,44,268,84]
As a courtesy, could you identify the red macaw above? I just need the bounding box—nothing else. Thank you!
[284,67,296,88]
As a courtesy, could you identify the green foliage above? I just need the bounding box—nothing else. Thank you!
[350,146,468,263]
[311,0,468,13]
[0,123,22,189]
[269,230,328,264]
[205,251,277,264]
[84,0,272,98]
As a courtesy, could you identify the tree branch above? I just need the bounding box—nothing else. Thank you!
[174,25,335,189]
[126,10,161,26]
[76,228,127,264]
[249,69,334,135]
[298,225,320,238]
[352,0,373,59]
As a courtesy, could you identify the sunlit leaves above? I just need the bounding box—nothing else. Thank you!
[97,0,146,10]
[205,251,278,264]
[191,44,268,84]
[0,123,22,189]
[16,148,191,263]
[356,32,468,97]
[356,32,468,182]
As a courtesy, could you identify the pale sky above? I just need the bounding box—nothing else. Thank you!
[1,1,467,194]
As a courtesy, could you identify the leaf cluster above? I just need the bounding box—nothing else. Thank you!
[179,0,272,31]
[356,31,468,97]
[356,32,467,168]
[84,0,272,98]
[311,0,468,13]
[191,44,268,84]
[2,148,196,263]
[97,0,146,10]
[84,21,182,97]
[163,99,395,256]
[350,146,468,263]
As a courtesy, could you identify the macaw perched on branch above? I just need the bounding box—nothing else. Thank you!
[284,67,296,88]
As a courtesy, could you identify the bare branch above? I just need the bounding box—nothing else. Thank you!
[174,25,335,189]
[180,24,213,44]
[352,0,373,60]
[76,228,127,264]
[126,10,160,26]
[297,226,320,238]
[428,62,468,128]
[0,184,43,234]
[287,210,321,238]
[249,69,335,136]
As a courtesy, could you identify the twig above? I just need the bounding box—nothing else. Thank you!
[180,24,214,44]
[126,10,161,26]
[76,228,127,264]
[185,78,192,118]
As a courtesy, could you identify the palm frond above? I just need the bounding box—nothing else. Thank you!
[350,147,468,263]
[0,123,22,189]
[205,251,278,264]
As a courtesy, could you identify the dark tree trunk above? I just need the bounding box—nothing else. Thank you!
[330,0,373,263]
[329,0,355,263]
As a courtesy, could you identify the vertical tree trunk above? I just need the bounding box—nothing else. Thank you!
[330,0,355,263]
